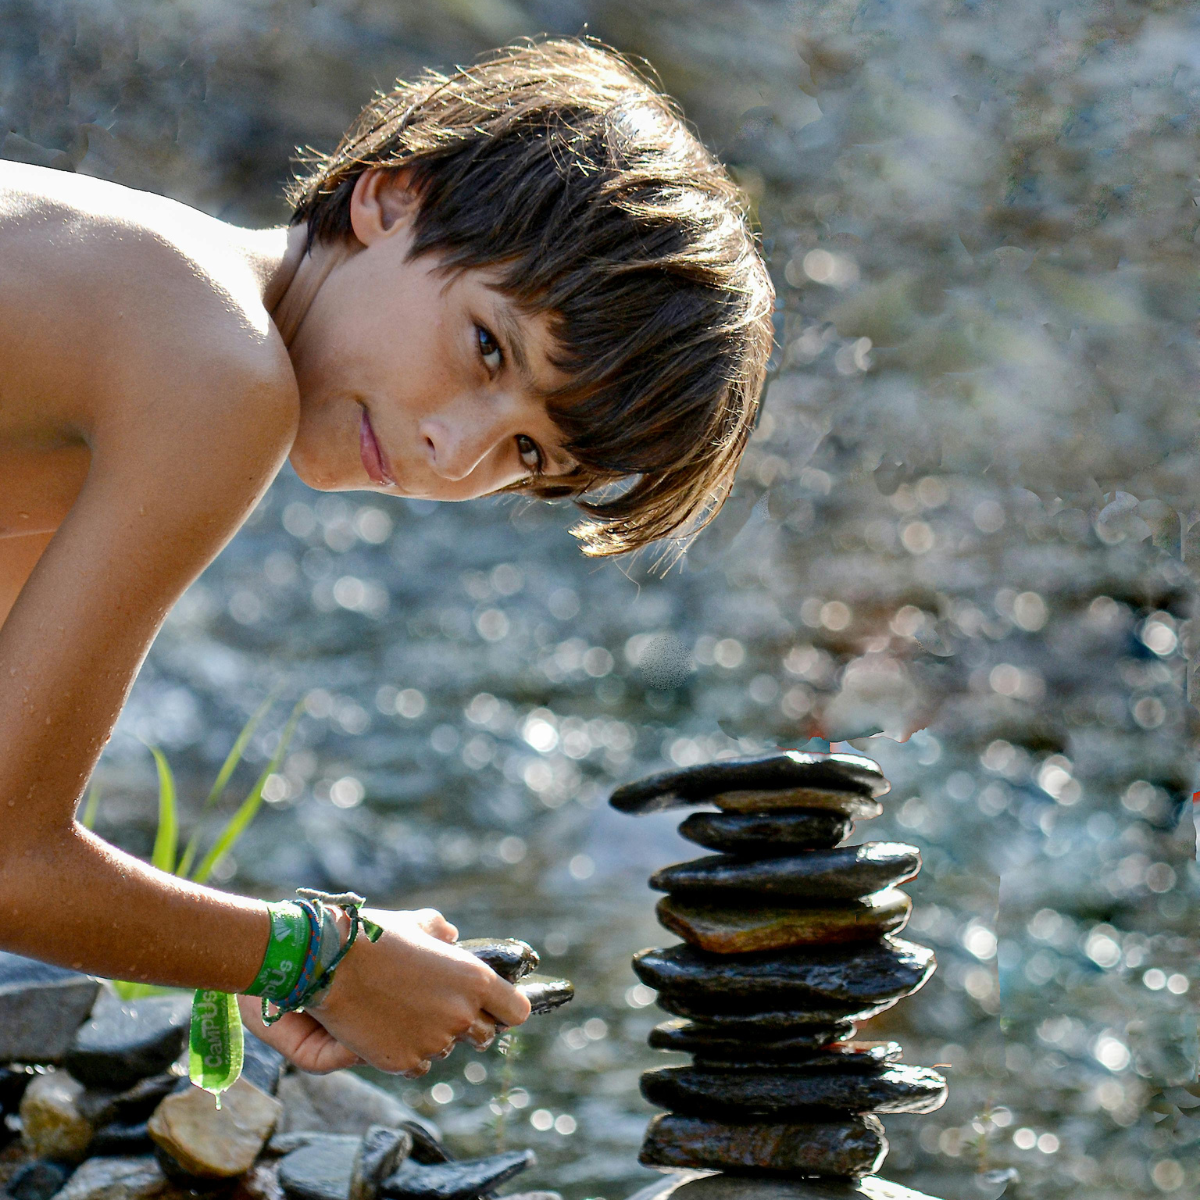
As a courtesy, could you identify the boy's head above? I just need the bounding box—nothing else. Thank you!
[287,38,774,556]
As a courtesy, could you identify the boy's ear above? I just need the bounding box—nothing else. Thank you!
[348,168,420,246]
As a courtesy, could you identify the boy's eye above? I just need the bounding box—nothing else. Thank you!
[476,324,502,370]
[516,434,544,475]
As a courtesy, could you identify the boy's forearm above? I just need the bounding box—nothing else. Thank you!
[0,822,269,992]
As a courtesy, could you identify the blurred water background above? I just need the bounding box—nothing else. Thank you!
[4,1,1200,1197]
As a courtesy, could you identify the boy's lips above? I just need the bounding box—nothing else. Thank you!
[359,408,396,487]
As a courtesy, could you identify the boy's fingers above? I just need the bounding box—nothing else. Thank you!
[483,976,532,1029]
[459,1016,496,1052]
[411,908,458,942]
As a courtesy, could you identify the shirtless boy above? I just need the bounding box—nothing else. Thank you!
[0,40,773,1077]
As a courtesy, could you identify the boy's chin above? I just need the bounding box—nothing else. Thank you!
[287,447,351,492]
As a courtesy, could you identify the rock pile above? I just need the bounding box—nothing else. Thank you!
[0,940,571,1200]
[611,751,946,1186]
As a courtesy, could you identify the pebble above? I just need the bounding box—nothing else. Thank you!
[515,976,574,1015]
[20,1070,94,1162]
[656,890,912,954]
[639,1112,887,1176]
[640,1064,948,1117]
[381,1150,535,1200]
[610,753,889,814]
[648,1020,857,1059]
[278,1134,361,1200]
[52,1154,166,1200]
[78,1074,177,1129]
[274,1071,438,1141]
[65,993,190,1092]
[0,952,101,1064]
[350,1126,412,1200]
[460,939,539,984]
[88,1121,153,1157]
[711,791,883,821]
[632,939,936,1010]
[668,1173,946,1200]
[147,1074,282,1178]
[5,1159,74,1200]
[677,812,851,856]
[233,1162,287,1200]
[693,1040,903,1072]
[650,844,921,901]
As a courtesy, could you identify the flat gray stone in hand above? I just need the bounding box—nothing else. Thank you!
[611,753,889,815]
[279,1134,362,1200]
[650,844,921,901]
[633,938,936,1009]
[381,1150,535,1200]
[0,951,100,1063]
[640,1112,887,1176]
[679,811,852,855]
[65,991,190,1091]
[640,1064,948,1117]
[649,1019,858,1059]
[461,939,539,984]
[517,975,573,1014]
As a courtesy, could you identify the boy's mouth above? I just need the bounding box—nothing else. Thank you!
[358,407,396,487]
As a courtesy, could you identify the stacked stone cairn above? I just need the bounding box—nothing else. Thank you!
[610,751,947,1188]
[0,941,571,1200]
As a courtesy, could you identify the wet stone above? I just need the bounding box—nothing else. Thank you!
[6,1159,75,1200]
[460,939,539,984]
[678,812,852,856]
[649,1020,857,1059]
[639,1113,887,1177]
[650,844,921,902]
[669,1174,946,1200]
[640,1064,948,1117]
[0,952,101,1064]
[712,791,883,822]
[147,1074,282,1178]
[278,1134,360,1200]
[633,938,936,1010]
[0,1066,36,1116]
[657,891,912,954]
[20,1071,94,1162]
[610,752,889,815]
[381,1150,535,1200]
[350,1126,412,1200]
[64,992,190,1092]
[54,1154,166,1200]
[78,1073,178,1128]
[516,976,574,1015]
[242,1030,287,1097]
[89,1121,153,1157]
[693,1040,903,1072]
[653,999,889,1032]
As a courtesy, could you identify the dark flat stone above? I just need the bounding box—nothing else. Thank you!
[651,844,920,901]
[0,1065,36,1115]
[89,1120,154,1156]
[633,938,936,1010]
[278,1135,362,1200]
[0,951,100,1064]
[6,1159,75,1200]
[639,1113,887,1177]
[78,1072,178,1128]
[649,1019,858,1058]
[351,1126,413,1200]
[381,1150,535,1200]
[641,1064,948,1117]
[64,992,190,1091]
[693,1041,903,1072]
[656,890,912,954]
[461,939,539,984]
[678,812,852,856]
[656,995,891,1028]
[243,1029,286,1096]
[611,753,889,815]
[516,976,573,1015]
[712,791,883,821]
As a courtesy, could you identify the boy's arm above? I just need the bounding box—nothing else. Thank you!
[0,342,527,1072]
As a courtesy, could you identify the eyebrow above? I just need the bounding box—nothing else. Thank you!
[490,301,578,476]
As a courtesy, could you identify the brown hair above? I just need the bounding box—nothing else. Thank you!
[288,38,774,556]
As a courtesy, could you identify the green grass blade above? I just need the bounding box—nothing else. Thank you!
[147,745,179,875]
[80,780,101,831]
[177,690,281,879]
[191,702,304,886]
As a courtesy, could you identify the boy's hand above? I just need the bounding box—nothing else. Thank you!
[247,907,531,1077]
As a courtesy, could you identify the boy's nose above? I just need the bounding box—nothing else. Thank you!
[419,409,504,482]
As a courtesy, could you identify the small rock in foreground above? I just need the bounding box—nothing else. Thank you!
[655,891,912,954]
[278,1134,361,1200]
[20,1071,94,1162]
[0,952,100,1065]
[5,1158,74,1200]
[65,992,191,1091]
[147,1075,281,1178]
[52,1154,166,1200]
[639,1112,887,1177]
[381,1150,535,1200]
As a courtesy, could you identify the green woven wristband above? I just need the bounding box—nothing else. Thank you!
[244,900,311,1000]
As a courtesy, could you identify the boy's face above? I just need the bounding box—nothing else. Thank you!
[286,172,576,500]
